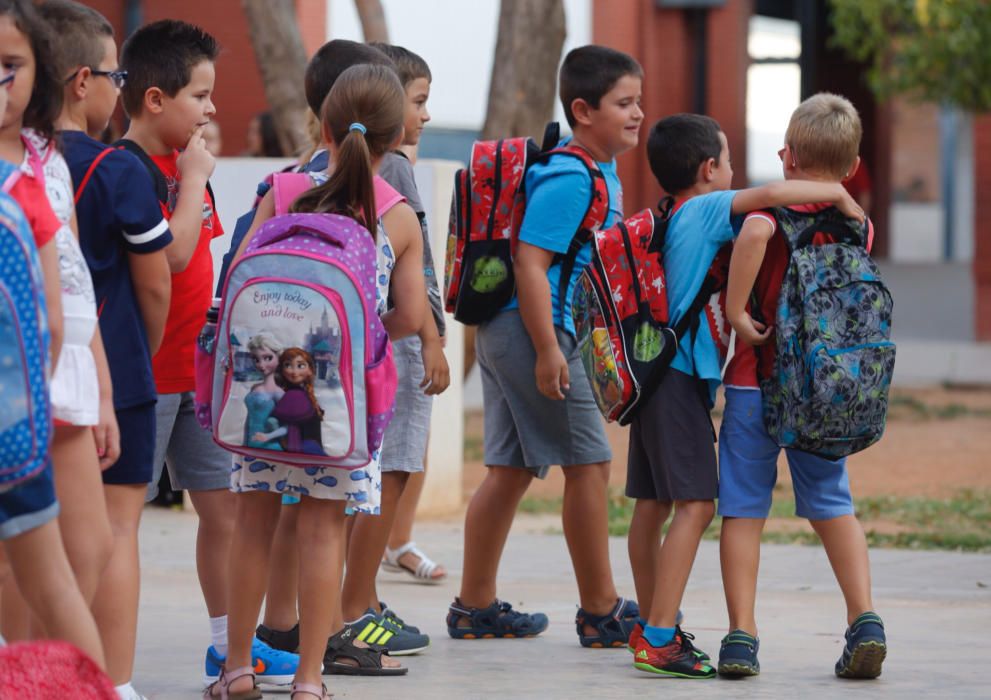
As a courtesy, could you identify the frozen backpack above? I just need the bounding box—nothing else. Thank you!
[759,207,895,458]
[572,208,730,424]
[444,122,609,325]
[202,174,400,469]
[0,160,52,491]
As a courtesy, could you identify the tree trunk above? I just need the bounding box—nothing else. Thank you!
[242,0,310,156]
[481,0,567,141]
[354,0,390,43]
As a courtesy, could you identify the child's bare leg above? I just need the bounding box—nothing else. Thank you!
[5,520,105,668]
[809,515,874,623]
[52,426,113,603]
[342,471,408,620]
[647,499,714,626]
[262,504,300,632]
[385,464,446,584]
[628,499,671,617]
[458,465,532,609]
[223,491,281,696]
[561,461,619,618]
[187,489,235,618]
[0,579,29,641]
[719,517,764,635]
[91,483,146,684]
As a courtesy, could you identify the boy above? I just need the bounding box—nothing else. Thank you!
[448,45,642,646]
[117,18,297,690]
[628,114,864,678]
[717,93,885,679]
[339,41,450,641]
[42,3,172,696]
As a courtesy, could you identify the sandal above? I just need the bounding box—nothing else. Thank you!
[202,665,262,700]
[382,541,446,583]
[446,598,549,639]
[576,597,639,648]
[323,626,407,676]
[290,681,329,700]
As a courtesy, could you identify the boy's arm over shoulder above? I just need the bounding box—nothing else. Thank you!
[674,190,741,246]
[730,180,864,222]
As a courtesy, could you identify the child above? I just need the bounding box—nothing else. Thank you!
[215,63,426,699]
[370,42,450,588]
[627,113,864,678]
[338,42,449,644]
[449,45,641,647]
[717,94,885,679]
[0,0,104,670]
[118,18,297,693]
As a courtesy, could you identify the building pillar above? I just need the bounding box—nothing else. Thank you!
[974,115,991,341]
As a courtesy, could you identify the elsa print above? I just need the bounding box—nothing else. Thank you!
[244,332,285,450]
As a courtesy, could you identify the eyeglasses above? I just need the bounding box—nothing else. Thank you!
[0,68,14,88]
[64,67,127,89]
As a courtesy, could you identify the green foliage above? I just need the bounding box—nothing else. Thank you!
[829,0,991,112]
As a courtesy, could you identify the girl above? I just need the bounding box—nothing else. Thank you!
[0,0,105,669]
[244,333,285,451]
[212,64,426,700]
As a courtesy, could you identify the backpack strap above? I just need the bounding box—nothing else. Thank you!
[73,147,115,205]
[0,160,21,194]
[373,176,406,217]
[115,138,216,210]
[271,172,314,216]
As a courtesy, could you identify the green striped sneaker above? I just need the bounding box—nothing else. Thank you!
[348,611,430,656]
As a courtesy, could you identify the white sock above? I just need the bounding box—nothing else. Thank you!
[210,614,229,656]
[114,682,135,700]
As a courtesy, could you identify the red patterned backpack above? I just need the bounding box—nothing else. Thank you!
[572,208,731,424]
[444,123,609,325]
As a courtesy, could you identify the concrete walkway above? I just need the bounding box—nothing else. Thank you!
[135,507,989,699]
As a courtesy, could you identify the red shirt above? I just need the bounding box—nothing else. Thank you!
[150,151,223,393]
[9,175,60,248]
[724,204,873,389]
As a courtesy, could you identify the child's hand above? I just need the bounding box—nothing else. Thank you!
[535,345,569,400]
[420,339,450,395]
[93,397,121,471]
[177,125,216,182]
[733,314,773,347]
[835,185,865,224]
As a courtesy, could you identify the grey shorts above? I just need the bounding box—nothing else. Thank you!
[625,368,718,502]
[147,391,232,500]
[379,336,433,473]
[477,310,611,478]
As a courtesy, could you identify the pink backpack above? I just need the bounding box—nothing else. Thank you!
[200,174,403,469]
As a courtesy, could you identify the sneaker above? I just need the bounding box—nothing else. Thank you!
[255,622,299,653]
[717,629,760,677]
[349,612,430,656]
[678,625,711,663]
[626,611,686,654]
[632,629,715,679]
[446,597,549,639]
[379,601,421,635]
[203,637,298,687]
[835,612,886,679]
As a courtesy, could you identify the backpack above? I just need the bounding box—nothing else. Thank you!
[759,207,895,458]
[443,123,609,326]
[115,138,216,212]
[202,174,402,469]
[0,161,52,492]
[572,208,731,425]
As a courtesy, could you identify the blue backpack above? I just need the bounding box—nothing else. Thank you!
[0,161,52,491]
[759,207,895,459]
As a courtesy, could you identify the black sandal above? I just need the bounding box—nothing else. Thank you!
[323,626,407,676]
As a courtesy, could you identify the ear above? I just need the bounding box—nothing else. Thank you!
[699,156,717,184]
[143,87,165,115]
[570,98,595,127]
[783,143,798,170]
[843,155,861,182]
[67,66,91,100]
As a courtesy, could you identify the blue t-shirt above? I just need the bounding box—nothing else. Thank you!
[61,130,173,410]
[664,189,742,404]
[505,145,623,335]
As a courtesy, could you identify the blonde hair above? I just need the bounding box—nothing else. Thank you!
[784,93,862,179]
[247,332,284,356]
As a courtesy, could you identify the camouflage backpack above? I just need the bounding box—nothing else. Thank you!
[759,207,895,459]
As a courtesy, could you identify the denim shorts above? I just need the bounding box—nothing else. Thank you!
[0,461,58,541]
[717,387,854,520]
[476,310,611,477]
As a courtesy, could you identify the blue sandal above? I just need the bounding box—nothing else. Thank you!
[446,598,549,639]
[576,597,639,648]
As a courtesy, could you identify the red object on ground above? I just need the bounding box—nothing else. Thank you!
[0,640,117,699]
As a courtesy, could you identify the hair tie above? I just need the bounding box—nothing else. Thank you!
[349,122,367,135]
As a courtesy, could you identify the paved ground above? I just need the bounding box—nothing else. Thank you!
[134,507,989,699]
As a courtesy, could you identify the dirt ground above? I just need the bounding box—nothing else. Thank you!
[462,385,991,502]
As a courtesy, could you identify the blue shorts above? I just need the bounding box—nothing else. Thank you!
[0,461,59,540]
[717,388,854,520]
[102,401,157,486]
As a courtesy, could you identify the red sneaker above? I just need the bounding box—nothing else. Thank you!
[627,621,643,653]
[632,631,715,679]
